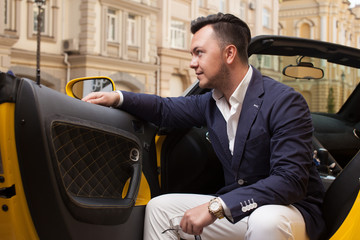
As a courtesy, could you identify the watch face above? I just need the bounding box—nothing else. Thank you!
[210,201,220,211]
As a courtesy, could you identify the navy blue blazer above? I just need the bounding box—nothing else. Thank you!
[120,66,325,240]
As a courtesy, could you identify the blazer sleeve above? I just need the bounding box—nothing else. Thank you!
[219,88,315,223]
[119,91,209,128]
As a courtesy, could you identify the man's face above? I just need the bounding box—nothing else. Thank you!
[190,25,228,90]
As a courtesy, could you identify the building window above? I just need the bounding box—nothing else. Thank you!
[263,55,271,69]
[4,0,9,27]
[4,0,16,30]
[239,2,246,19]
[262,8,270,28]
[198,0,205,7]
[300,23,311,38]
[33,4,45,32]
[170,74,184,97]
[219,0,225,12]
[32,1,52,36]
[170,20,186,49]
[107,9,117,42]
[127,14,137,46]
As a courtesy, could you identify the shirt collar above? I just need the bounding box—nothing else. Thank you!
[212,65,253,106]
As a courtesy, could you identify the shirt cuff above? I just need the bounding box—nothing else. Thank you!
[115,90,124,108]
[218,197,234,222]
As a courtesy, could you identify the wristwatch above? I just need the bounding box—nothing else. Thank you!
[208,198,224,219]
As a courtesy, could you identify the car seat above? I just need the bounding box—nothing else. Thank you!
[322,149,360,239]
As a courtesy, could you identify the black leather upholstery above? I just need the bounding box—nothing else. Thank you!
[51,121,141,224]
[322,149,360,238]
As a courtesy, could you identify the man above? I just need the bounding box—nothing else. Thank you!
[83,13,325,240]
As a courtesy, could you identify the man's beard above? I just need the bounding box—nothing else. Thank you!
[208,62,230,91]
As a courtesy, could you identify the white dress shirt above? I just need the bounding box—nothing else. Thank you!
[212,66,253,155]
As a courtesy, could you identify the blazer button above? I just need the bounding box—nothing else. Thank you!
[237,179,245,185]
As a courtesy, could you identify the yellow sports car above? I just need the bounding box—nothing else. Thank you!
[0,36,359,239]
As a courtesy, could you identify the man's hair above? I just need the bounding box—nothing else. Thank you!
[191,13,251,64]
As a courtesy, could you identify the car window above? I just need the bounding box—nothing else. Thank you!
[249,54,359,114]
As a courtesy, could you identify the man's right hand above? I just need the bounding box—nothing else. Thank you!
[82,91,120,107]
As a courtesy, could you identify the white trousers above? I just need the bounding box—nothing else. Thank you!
[143,194,309,240]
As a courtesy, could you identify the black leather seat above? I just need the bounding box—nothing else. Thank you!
[322,149,360,239]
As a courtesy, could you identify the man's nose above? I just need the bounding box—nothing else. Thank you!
[190,57,198,68]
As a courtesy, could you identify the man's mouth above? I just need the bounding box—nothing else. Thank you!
[196,72,203,76]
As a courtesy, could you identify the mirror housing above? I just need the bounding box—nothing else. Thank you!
[283,62,324,80]
[66,76,115,99]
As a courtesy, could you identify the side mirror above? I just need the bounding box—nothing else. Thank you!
[66,76,115,99]
[283,60,324,80]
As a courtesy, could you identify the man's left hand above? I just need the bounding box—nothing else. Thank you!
[180,202,217,235]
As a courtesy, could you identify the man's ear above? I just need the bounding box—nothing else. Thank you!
[224,45,237,64]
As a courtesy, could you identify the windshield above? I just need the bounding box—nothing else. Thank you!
[249,54,360,114]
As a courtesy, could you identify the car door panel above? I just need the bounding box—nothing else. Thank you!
[12,77,156,239]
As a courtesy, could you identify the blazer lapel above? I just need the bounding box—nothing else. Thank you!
[212,105,233,165]
[231,66,264,176]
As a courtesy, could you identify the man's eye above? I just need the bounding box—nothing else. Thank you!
[197,50,203,56]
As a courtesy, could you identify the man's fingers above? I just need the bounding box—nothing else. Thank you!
[180,211,203,235]
[81,92,118,107]
[87,97,105,105]
[82,92,101,102]
[193,226,203,235]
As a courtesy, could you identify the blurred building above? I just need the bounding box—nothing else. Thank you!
[1,0,160,94]
[0,0,279,96]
